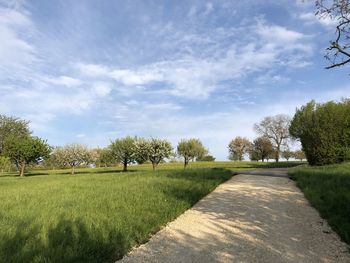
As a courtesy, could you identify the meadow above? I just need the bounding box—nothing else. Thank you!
[0,161,302,262]
[289,162,350,245]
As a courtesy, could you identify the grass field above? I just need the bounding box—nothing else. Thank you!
[289,162,350,245]
[0,161,302,262]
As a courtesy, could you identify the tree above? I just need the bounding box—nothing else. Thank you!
[0,156,11,173]
[93,148,114,167]
[133,138,151,164]
[228,136,251,161]
[289,99,350,165]
[3,135,51,177]
[294,150,306,161]
[254,114,291,162]
[52,144,92,175]
[109,136,136,171]
[316,0,350,68]
[249,137,274,162]
[0,115,30,154]
[282,147,294,161]
[177,138,207,168]
[197,155,216,162]
[147,138,173,171]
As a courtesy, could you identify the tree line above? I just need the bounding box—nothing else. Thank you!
[0,115,214,176]
[228,114,305,162]
[2,98,347,176]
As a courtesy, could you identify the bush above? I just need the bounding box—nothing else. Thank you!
[289,99,350,165]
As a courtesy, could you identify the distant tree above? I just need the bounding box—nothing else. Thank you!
[93,148,114,167]
[197,155,216,162]
[133,138,151,164]
[282,147,294,161]
[3,135,51,177]
[147,138,173,171]
[316,0,350,69]
[177,138,207,168]
[52,144,92,175]
[228,136,251,161]
[254,114,291,162]
[109,136,136,171]
[249,150,260,161]
[0,115,30,154]
[0,156,11,173]
[249,137,274,162]
[294,150,306,161]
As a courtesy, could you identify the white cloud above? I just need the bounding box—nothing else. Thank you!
[0,7,37,75]
[43,76,83,87]
[92,82,112,97]
[204,2,214,16]
[298,12,337,28]
[74,19,312,99]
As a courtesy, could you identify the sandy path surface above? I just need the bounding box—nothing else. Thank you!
[119,169,350,263]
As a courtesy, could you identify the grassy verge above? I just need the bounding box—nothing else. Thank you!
[289,162,350,244]
[0,168,232,262]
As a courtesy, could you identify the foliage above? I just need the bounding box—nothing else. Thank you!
[289,99,350,165]
[0,156,11,173]
[3,135,51,176]
[316,0,350,68]
[133,138,151,164]
[254,114,291,162]
[293,150,306,161]
[281,147,294,161]
[51,144,92,174]
[109,136,136,171]
[289,162,350,244]
[197,155,216,162]
[228,136,251,161]
[0,115,30,154]
[0,167,232,262]
[93,148,114,167]
[249,136,274,162]
[177,138,207,168]
[147,138,173,170]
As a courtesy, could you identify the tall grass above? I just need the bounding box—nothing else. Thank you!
[0,168,232,262]
[289,162,350,244]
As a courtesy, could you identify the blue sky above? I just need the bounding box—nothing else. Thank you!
[1,0,350,160]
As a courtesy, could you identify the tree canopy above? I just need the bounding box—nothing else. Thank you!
[228,136,251,161]
[249,136,274,162]
[51,144,92,174]
[254,114,290,162]
[147,138,173,170]
[3,135,51,176]
[177,138,207,168]
[0,115,30,155]
[109,136,136,171]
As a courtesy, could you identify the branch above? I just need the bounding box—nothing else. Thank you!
[326,57,350,68]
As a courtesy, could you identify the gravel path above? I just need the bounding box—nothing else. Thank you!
[119,169,350,263]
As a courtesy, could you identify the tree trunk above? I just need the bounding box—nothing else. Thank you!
[275,144,280,162]
[184,158,189,169]
[19,161,26,177]
[71,165,75,175]
[123,161,127,172]
[152,162,156,171]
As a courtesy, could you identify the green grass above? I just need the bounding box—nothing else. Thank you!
[0,161,303,262]
[289,162,350,245]
[2,160,304,177]
[0,167,234,262]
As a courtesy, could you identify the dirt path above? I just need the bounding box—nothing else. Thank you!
[119,169,350,263]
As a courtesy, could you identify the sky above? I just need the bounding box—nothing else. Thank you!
[1,0,350,160]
